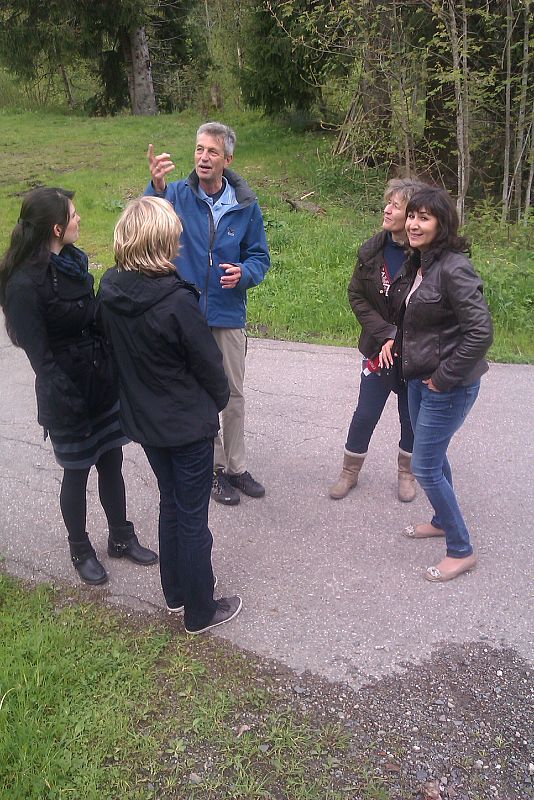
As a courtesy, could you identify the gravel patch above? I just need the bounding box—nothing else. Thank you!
[270,641,533,799]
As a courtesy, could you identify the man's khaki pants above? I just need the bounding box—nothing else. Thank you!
[211,327,246,476]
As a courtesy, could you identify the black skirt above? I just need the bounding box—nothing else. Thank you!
[49,401,129,470]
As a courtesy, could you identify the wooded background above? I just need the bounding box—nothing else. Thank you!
[1,1,532,223]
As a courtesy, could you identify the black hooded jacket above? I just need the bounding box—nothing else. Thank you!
[97,268,229,448]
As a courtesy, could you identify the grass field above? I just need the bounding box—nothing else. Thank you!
[1,109,532,362]
[0,572,389,800]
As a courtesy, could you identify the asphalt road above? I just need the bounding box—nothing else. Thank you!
[1,323,532,688]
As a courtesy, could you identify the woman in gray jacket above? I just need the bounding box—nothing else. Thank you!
[382,185,493,582]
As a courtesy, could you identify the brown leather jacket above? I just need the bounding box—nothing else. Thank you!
[347,230,406,358]
[390,248,493,390]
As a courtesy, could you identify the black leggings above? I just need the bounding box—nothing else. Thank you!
[60,447,127,542]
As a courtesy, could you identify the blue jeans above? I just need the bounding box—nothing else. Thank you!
[408,379,480,558]
[346,361,414,454]
[143,439,217,629]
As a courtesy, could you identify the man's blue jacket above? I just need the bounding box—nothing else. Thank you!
[145,168,270,328]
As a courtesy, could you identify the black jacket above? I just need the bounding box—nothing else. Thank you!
[4,256,117,433]
[347,230,405,358]
[97,268,230,448]
[390,248,493,391]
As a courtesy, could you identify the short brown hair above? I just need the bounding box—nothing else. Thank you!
[114,196,182,275]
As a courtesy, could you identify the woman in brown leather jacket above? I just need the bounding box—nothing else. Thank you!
[381,185,493,582]
[330,178,422,502]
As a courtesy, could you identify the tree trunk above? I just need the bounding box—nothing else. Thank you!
[391,0,414,175]
[445,0,470,224]
[124,26,157,116]
[501,0,513,221]
[420,20,456,183]
[514,0,531,220]
[460,0,470,216]
[333,92,361,157]
[333,0,392,166]
[59,64,75,109]
[360,2,392,164]
[524,107,534,224]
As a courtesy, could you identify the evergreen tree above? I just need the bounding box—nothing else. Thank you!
[0,0,194,114]
[240,3,327,113]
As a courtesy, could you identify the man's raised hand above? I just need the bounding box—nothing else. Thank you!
[147,144,175,193]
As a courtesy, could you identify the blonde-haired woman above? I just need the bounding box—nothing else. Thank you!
[330,178,422,501]
[98,196,242,634]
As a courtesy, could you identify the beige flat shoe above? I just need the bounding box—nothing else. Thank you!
[425,554,477,583]
[403,522,445,539]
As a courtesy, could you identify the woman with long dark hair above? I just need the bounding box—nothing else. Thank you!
[0,187,157,584]
[382,185,493,582]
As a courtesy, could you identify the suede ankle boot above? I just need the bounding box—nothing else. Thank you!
[329,452,366,499]
[69,538,108,585]
[397,450,416,502]
[107,521,158,565]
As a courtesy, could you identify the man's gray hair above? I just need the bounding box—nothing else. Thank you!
[196,122,237,157]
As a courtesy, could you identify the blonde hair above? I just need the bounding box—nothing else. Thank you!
[384,178,423,205]
[114,196,182,275]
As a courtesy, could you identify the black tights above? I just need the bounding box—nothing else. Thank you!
[60,447,127,542]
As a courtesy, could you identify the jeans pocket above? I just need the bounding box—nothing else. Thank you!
[423,382,454,409]
[462,382,480,418]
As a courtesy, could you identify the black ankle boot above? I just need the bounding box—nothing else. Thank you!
[69,538,108,585]
[107,521,158,565]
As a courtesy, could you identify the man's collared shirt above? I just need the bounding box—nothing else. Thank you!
[198,177,238,228]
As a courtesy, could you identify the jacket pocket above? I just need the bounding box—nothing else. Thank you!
[54,337,118,416]
[415,288,442,305]
[36,370,88,431]
[411,289,444,331]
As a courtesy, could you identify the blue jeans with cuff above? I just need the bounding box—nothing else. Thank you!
[408,379,480,558]
[143,438,217,629]
[346,360,413,454]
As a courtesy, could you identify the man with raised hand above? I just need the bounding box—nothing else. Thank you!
[146,122,270,506]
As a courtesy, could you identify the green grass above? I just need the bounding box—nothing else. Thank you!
[0,575,168,798]
[0,572,387,799]
[0,109,532,362]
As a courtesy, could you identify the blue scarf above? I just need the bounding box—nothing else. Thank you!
[50,245,89,282]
